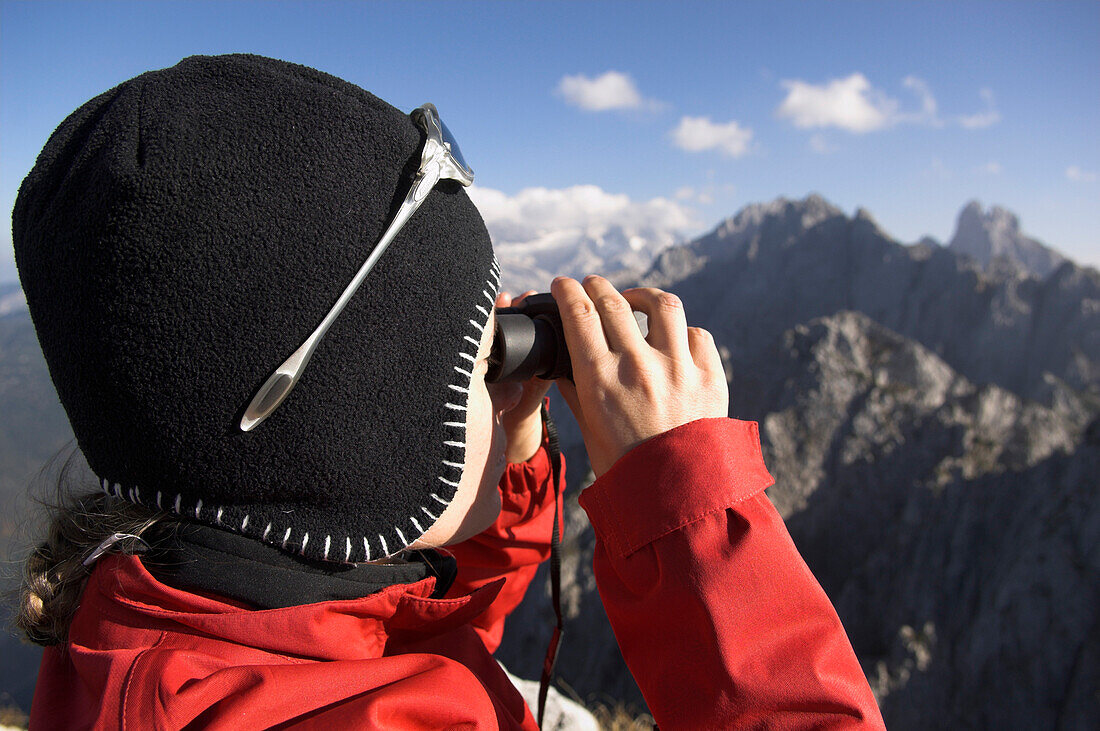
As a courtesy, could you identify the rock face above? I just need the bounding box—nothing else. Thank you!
[495,196,1100,729]
[949,200,1068,278]
[637,197,1099,403]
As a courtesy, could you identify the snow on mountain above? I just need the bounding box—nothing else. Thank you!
[469,184,698,294]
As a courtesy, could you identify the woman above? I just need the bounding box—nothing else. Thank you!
[14,54,884,729]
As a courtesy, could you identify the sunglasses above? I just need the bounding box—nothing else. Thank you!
[239,104,474,431]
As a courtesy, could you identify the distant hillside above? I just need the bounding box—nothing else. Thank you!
[0,310,74,716]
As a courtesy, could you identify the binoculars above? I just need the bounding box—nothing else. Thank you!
[486,293,647,383]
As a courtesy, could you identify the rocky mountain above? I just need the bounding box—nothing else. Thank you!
[632,196,1099,404]
[949,200,1068,278]
[494,196,1100,729]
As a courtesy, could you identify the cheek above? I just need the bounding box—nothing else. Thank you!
[465,379,498,460]
[488,381,523,414]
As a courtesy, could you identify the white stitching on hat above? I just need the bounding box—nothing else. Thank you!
[454,365,472,379]
[463,335,480,348]
[133,486,141,502]
[395,527,408,546]
[459,352,476,363]
[410,516,424,533]
[442,460,463,469]
[194,499,203,519]
[483,289,495,304]
[363,536,371,562]
[174,494,182,514]
[468,319,484,333]
[445,402,466,411]
[421,506,439,521]
[430,492,450,506]
[448,384,470,394]
[301,532,310,553]
[241,515,250,531]
[345,536,352,562]
[129,487,137,503]
[114,483,123,499]
[215,507,224,524]
[379,534,389,556]
[444,440,465,448]
[476,304,490,318]
[263,523,272,540]
[438,476,460,488]
[282,527,292,549]
[323,534,330,560]
[443,421,465,429]
[156,491,163,509]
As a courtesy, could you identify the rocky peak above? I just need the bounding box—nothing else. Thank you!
[948,200,1066,278]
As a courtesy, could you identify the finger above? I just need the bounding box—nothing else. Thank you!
[495,291,512,308]
[687,326,723,373]
[512,289,538,307]
[551,277,610,365]
[582,275,647,354]
[620,288,690,359]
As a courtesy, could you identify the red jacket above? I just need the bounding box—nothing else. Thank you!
[30,418,884,729]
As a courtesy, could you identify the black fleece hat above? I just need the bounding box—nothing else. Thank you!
[13,54,500,562]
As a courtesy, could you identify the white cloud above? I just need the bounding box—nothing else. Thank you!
[670,116,754,158]
[556,71,653,111]
[900,76,942,126]
[1066,165,1097,183]
[468,184,698,247]
[778,74,997,134]
[468,184,701,290]
[808,133,837,154]
[958,88,1001,129]
[927,157,952,180]
[776,73,898,133]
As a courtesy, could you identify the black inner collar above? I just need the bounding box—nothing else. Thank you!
[141,521,457,610]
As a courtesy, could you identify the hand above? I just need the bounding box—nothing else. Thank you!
[494,290,554,463]
[550,275,728,478]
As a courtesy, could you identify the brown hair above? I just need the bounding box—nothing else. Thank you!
[14,447,175,646]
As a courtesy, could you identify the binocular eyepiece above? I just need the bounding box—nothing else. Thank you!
[487,293,572,383]
[486,292,647,383]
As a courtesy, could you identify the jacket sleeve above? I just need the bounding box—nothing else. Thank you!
[444,418,564,654]
[578,417,885,730]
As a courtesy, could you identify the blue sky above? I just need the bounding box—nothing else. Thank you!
[2,0,1098,283]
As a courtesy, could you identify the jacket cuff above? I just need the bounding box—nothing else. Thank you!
[578,418,774,558]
